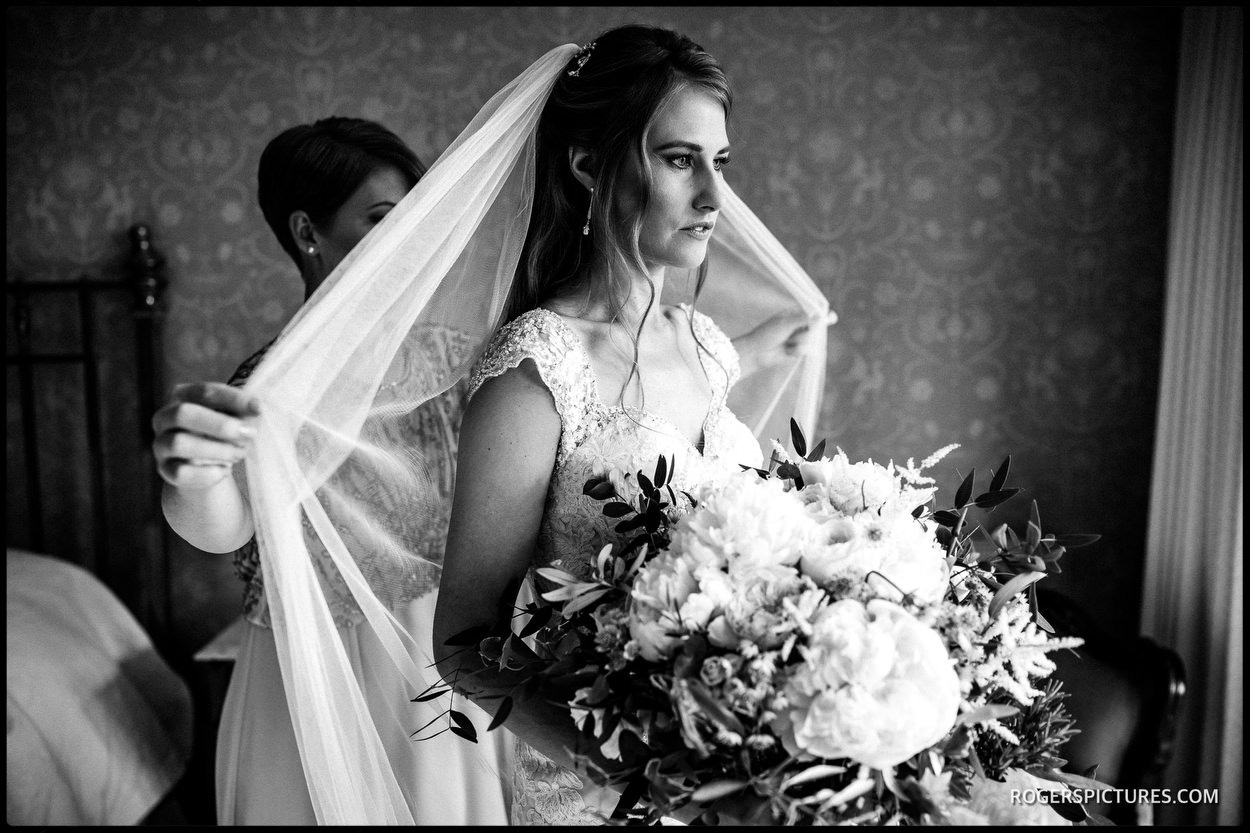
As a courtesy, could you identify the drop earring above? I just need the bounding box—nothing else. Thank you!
[582,187,594,236]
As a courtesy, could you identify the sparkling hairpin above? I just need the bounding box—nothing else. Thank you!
[567,41,595,77]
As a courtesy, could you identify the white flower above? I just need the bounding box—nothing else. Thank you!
[773,598,960,769]
[628,553,698,662]
[799,510,950,605]
[799,451,899,514]
[713,563,806,649]
[670,470,822,572]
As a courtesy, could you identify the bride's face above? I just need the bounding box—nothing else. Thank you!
[624,85,730,274]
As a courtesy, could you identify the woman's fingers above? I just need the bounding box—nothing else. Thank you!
[172,381,261,417]
[151,381,260,488]
[152,398,257,445]
[156,457,233,490]
[156,430,249,465]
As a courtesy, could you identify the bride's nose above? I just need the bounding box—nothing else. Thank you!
[694,167,723,212]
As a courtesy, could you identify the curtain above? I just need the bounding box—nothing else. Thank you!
[1141,6,1242,827]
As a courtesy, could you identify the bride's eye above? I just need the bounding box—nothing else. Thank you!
[714,155,731,171]
[667,154,694,169]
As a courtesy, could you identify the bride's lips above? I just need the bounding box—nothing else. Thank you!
[681,220,715,240]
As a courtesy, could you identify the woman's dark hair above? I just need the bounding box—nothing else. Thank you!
[258,116,426,264]
[508,24,732,323]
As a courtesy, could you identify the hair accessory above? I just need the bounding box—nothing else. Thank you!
[582,186,594,235]
[567,41,595,77]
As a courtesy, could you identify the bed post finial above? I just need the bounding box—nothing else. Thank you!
[128,223,166,314]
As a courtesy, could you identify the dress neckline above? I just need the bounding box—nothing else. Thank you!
[532,305,719,457]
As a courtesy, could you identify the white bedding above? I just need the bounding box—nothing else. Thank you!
[6,549,192,825]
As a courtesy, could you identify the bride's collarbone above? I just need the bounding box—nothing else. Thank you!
[587,342,714,444]
[548,306,714,444]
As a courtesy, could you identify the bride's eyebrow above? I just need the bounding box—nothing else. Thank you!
[651,140,732,154]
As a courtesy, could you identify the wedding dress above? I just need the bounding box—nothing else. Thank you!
[468,304,765,824]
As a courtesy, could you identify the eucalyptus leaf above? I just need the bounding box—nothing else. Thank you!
[411,686,451,703]
[781,764,847,789]
[806,438,827,462]
[790,417,807,457]
[972,488,1020,509]
[449,709,479,743]
[602,501,635,518]
[561,586,612,616]
[534,566,581,586]
[487,697,513,731]
[541,581,601,602]
[583,477,616,500]
[989,455,1011,493]
[989,570,1046,619]
[654,455,668,487]
[691,780,750,802]
[954,468,975,509]
[638,473,655,493]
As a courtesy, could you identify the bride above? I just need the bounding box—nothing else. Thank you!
[433,25,831,824]
[234,23,830,825]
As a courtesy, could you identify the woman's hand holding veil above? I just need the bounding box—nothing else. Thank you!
[734,309,838,378]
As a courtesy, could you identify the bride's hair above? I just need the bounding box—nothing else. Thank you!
[507,24,733,324]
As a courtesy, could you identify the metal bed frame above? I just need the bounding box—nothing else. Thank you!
[6,223,169,639]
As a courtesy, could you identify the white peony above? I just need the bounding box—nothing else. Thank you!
[773,598,960,769]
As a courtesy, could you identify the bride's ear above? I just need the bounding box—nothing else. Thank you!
[567,146,596,192]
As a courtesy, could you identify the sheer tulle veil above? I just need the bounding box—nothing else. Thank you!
[241,42,831,823]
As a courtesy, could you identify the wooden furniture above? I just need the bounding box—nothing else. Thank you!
[1039,588,1187,825]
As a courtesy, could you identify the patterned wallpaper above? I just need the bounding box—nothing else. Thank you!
[6,6,1179,653]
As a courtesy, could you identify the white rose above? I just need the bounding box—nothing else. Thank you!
[670,471,821,572]
[628,553,698,662]
[799,511,949,605]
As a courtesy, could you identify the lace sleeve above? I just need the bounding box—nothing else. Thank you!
[687,305,741,392]
[467,310,597,459]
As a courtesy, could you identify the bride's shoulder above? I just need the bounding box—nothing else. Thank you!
[483,308,572,353]
[470,308,584,394]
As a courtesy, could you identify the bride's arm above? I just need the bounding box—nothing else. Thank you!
[433,360,619,776]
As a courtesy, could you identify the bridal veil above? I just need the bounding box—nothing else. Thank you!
[241,42,831,823]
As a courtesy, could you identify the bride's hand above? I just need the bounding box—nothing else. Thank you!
[152,382,260,490]
[734,310,838,377]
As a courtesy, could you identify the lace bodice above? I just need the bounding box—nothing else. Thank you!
[228,326,474,629]
[467,304,764,824]
[468,306,764,591]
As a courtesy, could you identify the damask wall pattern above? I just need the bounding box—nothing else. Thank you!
[6,6,1179,650]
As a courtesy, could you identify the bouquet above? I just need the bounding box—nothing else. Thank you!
[432,421,1108,825]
